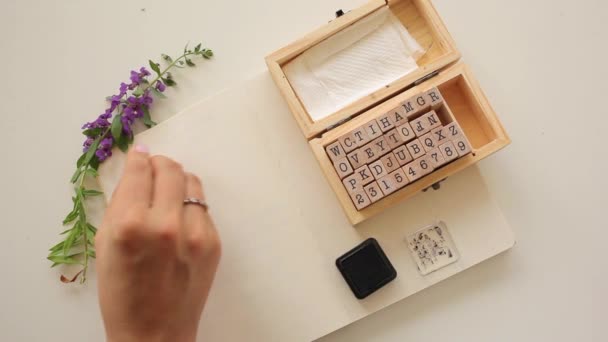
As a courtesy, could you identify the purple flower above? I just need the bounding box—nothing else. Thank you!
[130,70,141,84]
[95,148,112,162]
[99,137,113,150]
[156,80,166,92]
[141,90,153,106]
[139,67,151,77]
[121,115,134,136]
[119,82,128,95]
[83,137,94,153]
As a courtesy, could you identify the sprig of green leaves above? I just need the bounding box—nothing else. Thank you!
[49,42,214,283]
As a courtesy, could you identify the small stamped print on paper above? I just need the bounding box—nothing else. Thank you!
[406,221,459,275]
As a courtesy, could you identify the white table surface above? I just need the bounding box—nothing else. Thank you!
[0,0,605,341]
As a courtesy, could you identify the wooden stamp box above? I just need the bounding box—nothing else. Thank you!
[266,0,509,225]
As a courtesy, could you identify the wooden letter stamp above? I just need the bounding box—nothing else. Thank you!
[430,126,449,146]
[444,121,464,140]
[346,148,367,169]
[384,129,403,150]
[364,181,384,204]
[452,134,472,157]
[363,120,383,140]
[351,125,371,146]
[376,112,396,133]
[427,148,447,168]
[338,131,358,153]
[368,159,388,179]
[425,110,442,131]
[406,138,425,160]
[393,145,414,166]
[377,174,397,196]
[390,168,409,189]
[380,152,400,174]
[425,87,444,110]
[350,190,371,210]
[355,165,374,186]
[388,106,408,127]
[400,97,422,119]
[333,157,354,179]
[439,141,458,163]
[342,173,361,194]
[396,121,416,144]
[372,136,391,157]
[325,140,345,162]
[419,131,438,152]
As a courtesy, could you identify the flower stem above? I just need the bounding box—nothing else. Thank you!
[78,168,89,284]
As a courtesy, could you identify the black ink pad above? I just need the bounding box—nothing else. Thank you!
[335,238,397,299]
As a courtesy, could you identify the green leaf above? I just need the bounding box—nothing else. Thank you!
[149,59,161,76]
[178,60,184,66]
[186,58,195,67]
[63,221,82,255]
[194,43,202,52]
[49,240,65,252]
[48,254,83,267]
[90,156,100,170]
[86,250,96,258]
[82,189,103,197]
[86,223,98,234]
[62,209,79,225]
[151,87,167,99]
[70,168,82,184]
[184,42,189,54]
[85,168,98,178]
[111,115,123,141]
[76,153,87,168]
[202,49,213,59]
[162,77,177,86]
[161,53,173,63]
[142,107,157,128]
[82,128,102,137]
[132,87,144,96]
[83,137,101,166]
[116,134,129,152]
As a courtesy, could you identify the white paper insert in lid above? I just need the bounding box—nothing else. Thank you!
[283,7,424,122]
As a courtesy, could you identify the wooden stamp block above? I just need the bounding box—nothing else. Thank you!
[410,115,431,137]
[425,87,444,110]
[430,126,449,146]
[412,93,431,112]
[354,165,374,186]
[363,120,383,140]
[376,112,396,133]
[338,131,358,153]
[406,138,425,160]
[400,97,423,119]
[346,148,367,170]
[380,152,400,174]
[419,131,438,152]
[364,181,385,204]
[377,174,398,196]
[403,160,424,183]
[438,141,459,163]
[427,148,447,168]
[417,155,434,177]
[392,145,414,166]
[388,106,408,127]
[368,159,388,179]
[360,141,379,163]
[396,121,416,143]
[333,157,354,179]
[384,129,403,150]
[325,140,345,162]
[452,134,472,157]
[390,168,409,190]
[424,110,442,131]
[371,136,391,158]
[351,125,371,146]
[349,190,371,210]
[444,121,464,140]
[342,173,361,194]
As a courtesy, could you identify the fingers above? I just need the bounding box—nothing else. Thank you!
[110,144,153,211]
[150,156,186,212]
[181,173,220,258]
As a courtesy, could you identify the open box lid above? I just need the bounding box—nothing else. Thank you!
[266,0,460,139]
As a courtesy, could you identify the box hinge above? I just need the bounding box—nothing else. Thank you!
[413,70,440,86]
[325,116,354,132]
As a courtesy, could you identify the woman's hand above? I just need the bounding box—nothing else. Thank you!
[96,145,221,342]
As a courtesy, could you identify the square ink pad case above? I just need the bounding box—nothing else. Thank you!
[335,238,397,299]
